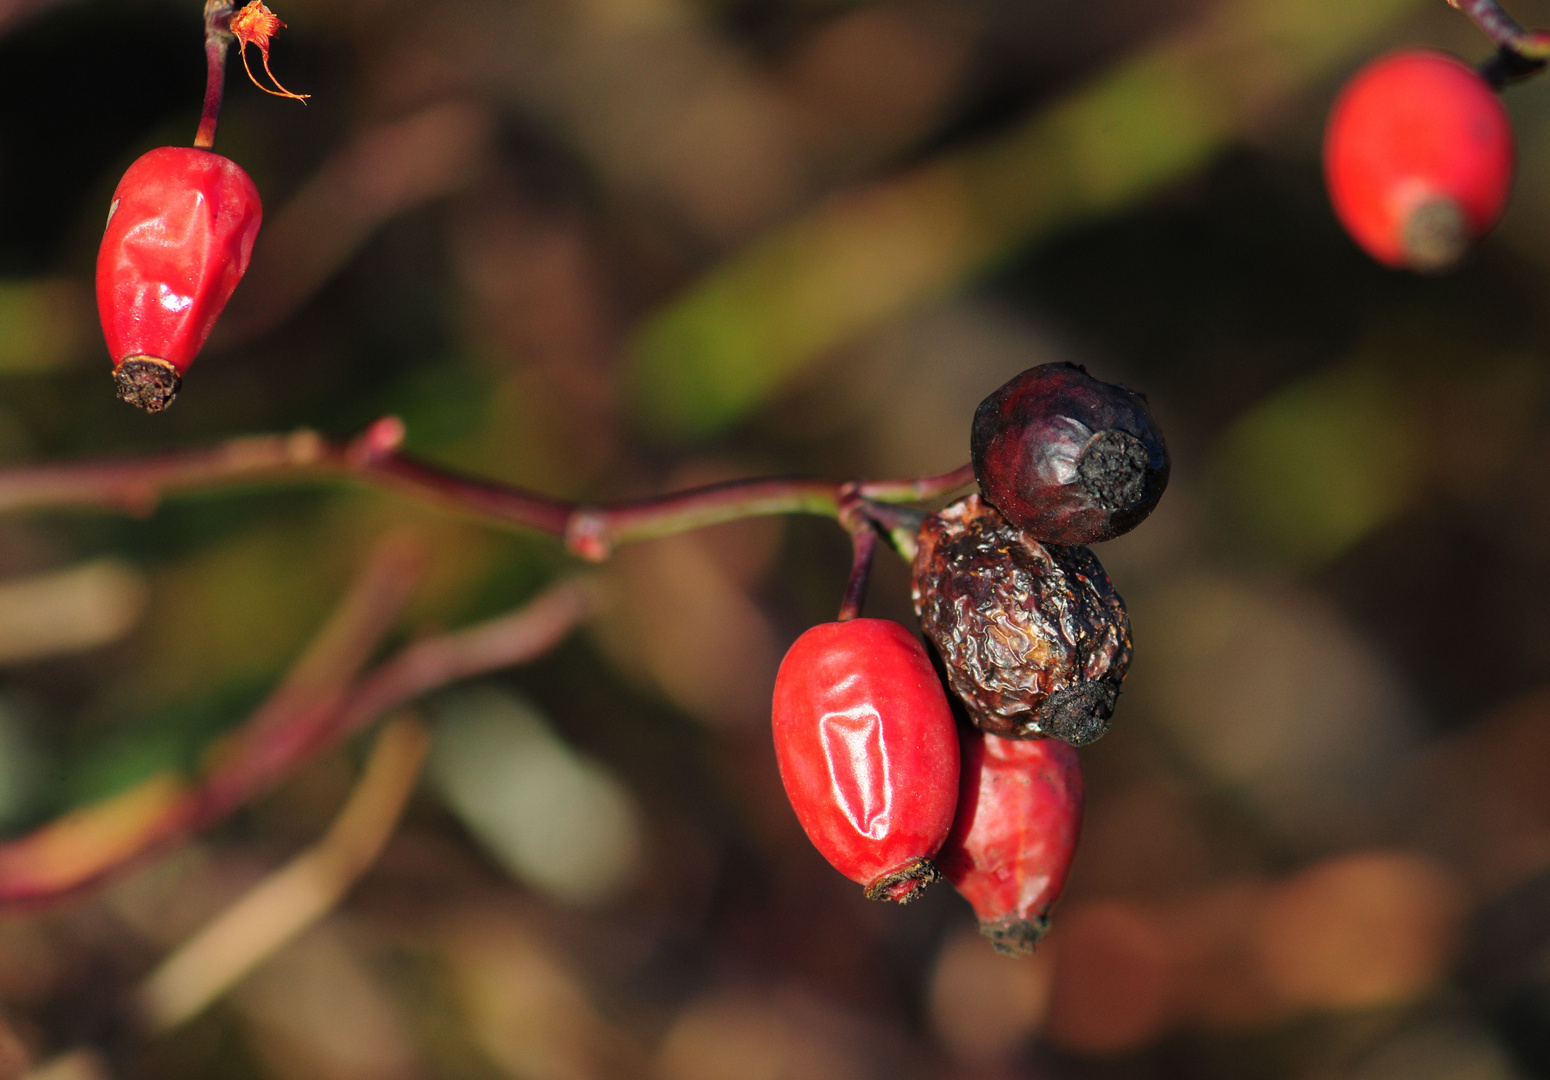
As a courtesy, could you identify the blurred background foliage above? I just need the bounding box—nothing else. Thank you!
[2,0,1550,1075]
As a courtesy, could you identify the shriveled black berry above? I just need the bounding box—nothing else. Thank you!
[972,363,1168,544]
[911,495,1131,745]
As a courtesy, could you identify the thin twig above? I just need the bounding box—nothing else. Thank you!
[0,536,421,906]
[0,574,590,908]
[136,715,429,1033]
[0,417,968,560]
[1450,0,1550,60]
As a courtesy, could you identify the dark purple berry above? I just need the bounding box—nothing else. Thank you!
[971,363,1169,544]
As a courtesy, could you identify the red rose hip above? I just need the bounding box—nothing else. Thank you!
[97,147,263,412]
[772,619,960,902]
[1324,50,1514,271]
[939,729,1083,954]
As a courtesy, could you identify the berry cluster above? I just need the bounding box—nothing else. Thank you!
[771,363,1168,952]
[1322,0,1547,274]
[85,0,1182,958]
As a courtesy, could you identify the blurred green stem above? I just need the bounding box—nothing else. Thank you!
[626,0,1429,438]
[0,568,591,907]
[0,416,973,560]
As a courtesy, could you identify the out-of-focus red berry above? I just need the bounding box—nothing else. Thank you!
[771,619,960,902]
[971,363,1168,546]
[97,146,263,412]
[1324,50,1513,271]
[939,729,1083,954]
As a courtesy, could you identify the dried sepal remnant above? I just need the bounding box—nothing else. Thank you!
[230,1,309,101]
[911,495,1131,746]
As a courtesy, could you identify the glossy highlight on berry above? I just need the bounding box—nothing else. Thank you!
[1324,49,1514,271]
[771,619,960,902]
[971,363,1169,545]
[97,147,263,412]
[939,729,1083,954]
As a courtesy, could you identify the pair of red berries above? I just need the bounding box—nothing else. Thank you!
[772,619,1083,952]
[1325,49,1515,271]
[770,363,1168,950]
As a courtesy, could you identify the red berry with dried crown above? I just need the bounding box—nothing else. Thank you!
[1324,50,1513,271]
[97,147,263,412]
[771,619,960,902]
[972,363,1168,546]
[939,729,1083,954]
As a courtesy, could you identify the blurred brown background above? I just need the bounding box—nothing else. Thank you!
[2,0,1550,1075]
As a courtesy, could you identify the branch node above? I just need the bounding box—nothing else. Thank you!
[565,510,610,561]
[347,416,405,467]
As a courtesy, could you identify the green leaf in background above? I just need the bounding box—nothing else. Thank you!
[0,279,92,375]
[1211,363,1423,566]
[627,0,1427,439]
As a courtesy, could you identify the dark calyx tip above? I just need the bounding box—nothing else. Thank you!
[1402,198,1468,273]
[980,914,1051,956]
[114,357,181,414]
[1076,429,1149,511]
[864,857,941,903]
[1039,679,1118,746]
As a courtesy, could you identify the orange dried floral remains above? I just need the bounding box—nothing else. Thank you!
[229,1,309,102]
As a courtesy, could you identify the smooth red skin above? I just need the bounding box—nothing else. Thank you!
[939,729,1083,933]
[97,147,263,373]
[772,619,960,891]
[1324,50,1513,267]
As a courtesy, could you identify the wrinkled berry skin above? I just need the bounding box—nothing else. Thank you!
[772,619,960,902]
[940,729,1083,955]
[912,495,1131,746]
[972,363,1168,545]
[1324,51,1513,271]
[97,147,263,413]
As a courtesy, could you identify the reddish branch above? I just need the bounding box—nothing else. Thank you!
[1450,0,1550,60]
[0,416,974,560]
[0,417,972,905]
[0,548,591,907]
[195,0,235,149]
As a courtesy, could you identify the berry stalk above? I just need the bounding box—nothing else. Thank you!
[1450,0,1550,62]
[195,0,235,149]
[835,518,876,622]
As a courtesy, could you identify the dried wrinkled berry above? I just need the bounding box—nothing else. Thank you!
[911,495,1131,746]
